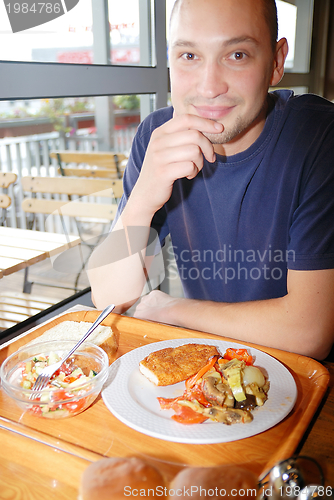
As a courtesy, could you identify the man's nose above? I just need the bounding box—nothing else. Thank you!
[196,62,228,99]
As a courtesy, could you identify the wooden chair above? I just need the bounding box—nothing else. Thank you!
[0,173,61,329]
[21,175,124,290]
[49,150,128,179]
[0,172,17,225]
[21,176,123,221]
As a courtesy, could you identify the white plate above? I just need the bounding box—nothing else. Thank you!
[102,339,297,444]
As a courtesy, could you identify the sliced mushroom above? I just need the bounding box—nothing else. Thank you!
[234,394,257,410]
[202,405,253,425]
[202,372,234,408]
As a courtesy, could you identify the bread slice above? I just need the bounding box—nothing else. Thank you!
[26,320,118,364]
[139,343,220,386]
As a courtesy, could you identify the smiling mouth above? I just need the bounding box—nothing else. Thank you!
[193,105,235,120]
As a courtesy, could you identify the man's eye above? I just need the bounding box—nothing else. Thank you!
[230,51,247,61]
[181,53,197,61]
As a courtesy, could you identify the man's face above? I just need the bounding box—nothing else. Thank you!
[169,0,280,155]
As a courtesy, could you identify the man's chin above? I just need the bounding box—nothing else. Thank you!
[202,130,237,145]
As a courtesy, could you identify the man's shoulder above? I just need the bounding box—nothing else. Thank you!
[290,93,334,113]
[272,89,334,117]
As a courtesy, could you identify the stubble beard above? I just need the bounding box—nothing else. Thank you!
[202,100,269,146]
[203,114,255,145]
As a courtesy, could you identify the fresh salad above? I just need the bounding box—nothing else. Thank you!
[19,352,98,418]
[157,348,270,425]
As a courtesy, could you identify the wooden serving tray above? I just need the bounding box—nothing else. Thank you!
[0,310,330,480]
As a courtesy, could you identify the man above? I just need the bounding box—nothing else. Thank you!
[88,0,334,360]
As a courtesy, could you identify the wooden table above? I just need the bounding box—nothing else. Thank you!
[0,227,82,329]
[0,226,80,278]
[0,309,333,499]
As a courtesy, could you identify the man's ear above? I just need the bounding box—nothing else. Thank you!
[270,38,289,86]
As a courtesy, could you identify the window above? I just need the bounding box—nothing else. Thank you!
[0,0,155,67]
[0,1,168,112]
[274,0,330,96]
[279,0,314,74]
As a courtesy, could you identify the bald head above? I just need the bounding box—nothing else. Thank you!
[170,0,278,53]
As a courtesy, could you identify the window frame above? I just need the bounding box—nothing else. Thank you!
[276,0,330,96]
[0,0,168,110]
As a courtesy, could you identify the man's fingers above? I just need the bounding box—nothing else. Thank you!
[154,130,215,163]
[152,142,205,176]
[166,161,202,181]
[186,165,199,180]
[166,113,224,134]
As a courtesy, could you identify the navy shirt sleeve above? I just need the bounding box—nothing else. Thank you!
[286,99,334,270]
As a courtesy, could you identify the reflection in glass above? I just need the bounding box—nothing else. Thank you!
[108,0,140,65]
[0,0,93,63]
[0,0,153,67]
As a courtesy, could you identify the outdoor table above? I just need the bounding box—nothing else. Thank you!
[0,226,80,278]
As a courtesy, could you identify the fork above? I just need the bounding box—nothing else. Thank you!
[30,304,115,396]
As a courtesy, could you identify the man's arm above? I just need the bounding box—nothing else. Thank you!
[87,114,224,311]
[133,268,334,360]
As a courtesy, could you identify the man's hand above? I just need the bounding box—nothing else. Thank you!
[129,114,223,217]
[134,290,182,324]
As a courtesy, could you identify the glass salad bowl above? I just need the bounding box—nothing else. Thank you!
[0,340,109,418]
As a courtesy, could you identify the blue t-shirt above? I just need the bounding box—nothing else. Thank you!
[118,90,334,302]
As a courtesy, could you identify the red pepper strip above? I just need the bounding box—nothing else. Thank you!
[170,403,208,425]
[185,355,219,390]
[224,348,254,366]
[184,385,212,407]
[158,381,212,410]
[157,397,184,410]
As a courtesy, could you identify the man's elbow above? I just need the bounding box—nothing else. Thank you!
[309,340,333,361]
[297,325,334,360]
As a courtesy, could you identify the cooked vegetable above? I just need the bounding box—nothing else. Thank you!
[234,394,257,410]
[202,369,234,407]
[157,347,269,425]
[242,365,266,387]
[202,405,253,425]
[245,383,268,406]
[224,348,254,365]
[185,356,218,390]
[222,358,247,402]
